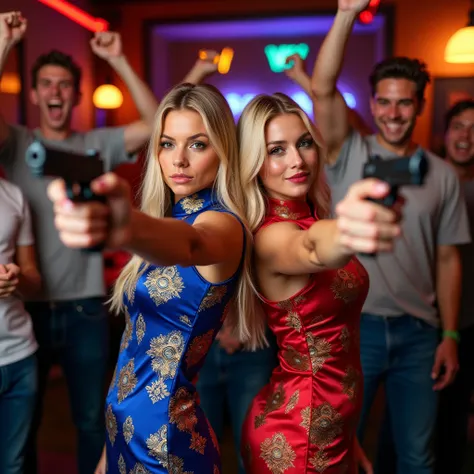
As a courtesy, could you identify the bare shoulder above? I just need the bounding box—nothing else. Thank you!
[255,221,303,258]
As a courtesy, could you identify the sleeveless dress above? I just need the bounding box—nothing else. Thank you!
[105,188,242,474]
[242,197,369,474]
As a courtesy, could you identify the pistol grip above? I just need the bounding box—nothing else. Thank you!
[361,187,398,258]
[65,182,106,253]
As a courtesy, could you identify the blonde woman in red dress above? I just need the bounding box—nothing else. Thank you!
[237,93,402,473]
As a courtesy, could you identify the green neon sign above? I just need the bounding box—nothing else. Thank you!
[264,43,310,73]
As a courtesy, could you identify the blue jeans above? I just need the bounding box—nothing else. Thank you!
[24,298,109,474]
[0,354,37,474]
[357,313,439,474]
[197,337,278,474]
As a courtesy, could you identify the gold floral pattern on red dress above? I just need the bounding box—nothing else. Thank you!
[117,359,138,403]
[181,194,205,214]
[306,332,332,374]
[168,454,193,474]
[118,454,126,474]
[105,404,117,445]
[309,449,330,471]
[120,308,133,352]
[342,366,360,401]
[146,377,170,404]
[145,266,184,306]
[136,313,146,345]
[146,424,168,467]
[169,387,198,433]
[282,346,310,371]
[186,329,214,368]
[340,326,350,352]
[255,383,286,428]
[273,203,300,220]
[260,432,296,473]
[147,330,184,379]
[330,269,360,303]
[286,311,302,332]
[284,390,300,414]
[199,286,227,311]
[123,416,134,444]
[190,431,207,454]
[301,403,343,447]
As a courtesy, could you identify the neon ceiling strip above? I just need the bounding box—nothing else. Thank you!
[38,0,109,32]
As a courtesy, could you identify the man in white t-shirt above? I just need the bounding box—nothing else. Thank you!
[0,178,41,474]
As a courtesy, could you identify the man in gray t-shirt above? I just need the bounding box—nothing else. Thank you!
[436,100,474,474]
[310,1,470,472]
[0,178,41,474]
[0,12,158,474]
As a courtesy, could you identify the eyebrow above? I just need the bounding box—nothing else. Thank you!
[161,133,209,141]
[267,131,312,146]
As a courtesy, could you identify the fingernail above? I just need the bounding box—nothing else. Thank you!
[62,199,73,210]
[375,182,388,192]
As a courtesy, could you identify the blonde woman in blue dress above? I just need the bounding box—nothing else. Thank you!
[46,83,263,473]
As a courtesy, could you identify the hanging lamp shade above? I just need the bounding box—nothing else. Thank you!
[445,8,474,63]
[92,84,123,109]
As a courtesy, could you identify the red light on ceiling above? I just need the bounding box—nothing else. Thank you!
[358,0,380,24]
[359,11,374,24]
[38,0,109,32]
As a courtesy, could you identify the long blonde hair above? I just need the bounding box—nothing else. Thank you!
[110,83,266,349]
[237,92,331,232]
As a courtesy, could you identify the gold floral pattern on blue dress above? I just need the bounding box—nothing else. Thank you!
[123,416,134,444]
[147,331,184,379]
[146,424,168,467]
[136,314,146,345]
[145,266,185,306]
[117,359,137,403]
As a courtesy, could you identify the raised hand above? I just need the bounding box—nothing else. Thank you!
[0,11,27,48]
[90,31,123,61]
[196,50,219,76]
[338,0,371,13]
[284,54,308,83]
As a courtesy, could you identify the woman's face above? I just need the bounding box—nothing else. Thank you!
[158,109,220,202]
[259,113,318,201]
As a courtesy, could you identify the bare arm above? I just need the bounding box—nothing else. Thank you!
[182,50,219,85]
[48,174,244,282]
[91,32,158,154]
[431,244,461,390]
[256,179,401,276]
[0,12,27,148]
[436,245,461,332]
[15,244,41,297]
[311,1,370,163]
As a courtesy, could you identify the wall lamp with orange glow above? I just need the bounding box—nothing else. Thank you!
[0,73,21,94]
[38,0,109,32]
[199,48,234,75]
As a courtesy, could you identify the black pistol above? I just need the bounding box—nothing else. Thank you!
[362,149,429,207]
[25,140,106,251]
[361,149,429,256]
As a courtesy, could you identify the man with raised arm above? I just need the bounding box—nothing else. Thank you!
[311,1,470,472]
[0,11,158,474]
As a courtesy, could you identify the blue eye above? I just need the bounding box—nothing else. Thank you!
[269,146,284,155]
[191,142,206,150]
[160,141,173,149]
[298,138,313,148]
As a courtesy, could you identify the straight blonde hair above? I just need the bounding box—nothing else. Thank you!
[110,83,266,350]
